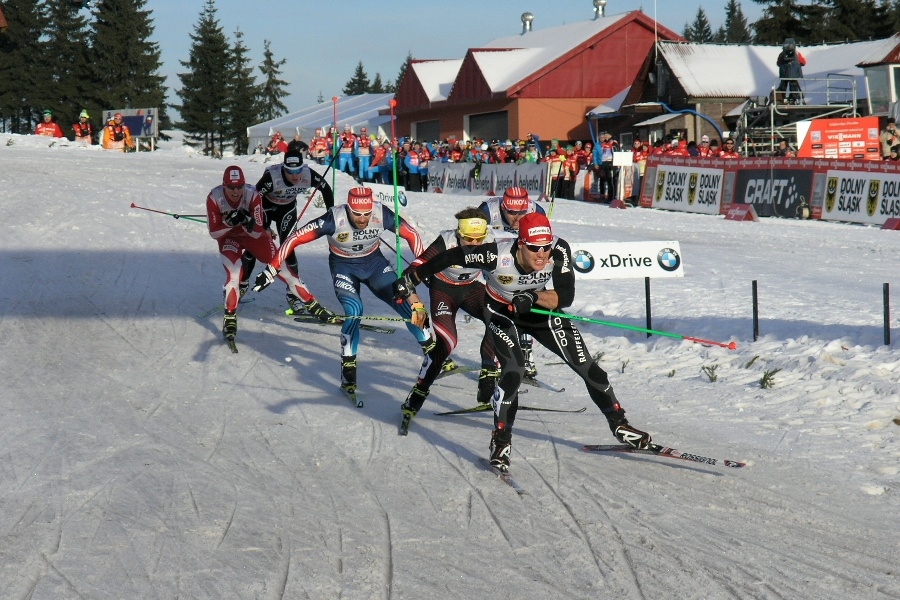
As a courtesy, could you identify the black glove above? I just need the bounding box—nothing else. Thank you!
[392,273,417,303]
[253,265,278,292]
[223,210,241,227]
[509,290,538,315]
[238,209,255,232]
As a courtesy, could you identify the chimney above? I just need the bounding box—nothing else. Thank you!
[593,0,607,19]
[521,12,534,34]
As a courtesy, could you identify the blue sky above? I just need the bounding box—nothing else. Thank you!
[147,0,765,113]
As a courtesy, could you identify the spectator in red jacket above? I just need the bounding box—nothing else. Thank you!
[35,110,64,138]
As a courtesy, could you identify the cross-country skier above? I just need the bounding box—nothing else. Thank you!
[254,187,436,399]
[392,211,652,472]
[477,187,546,380]
[399,207,500,432]
[241,147,338,320]
[206,166,334,344]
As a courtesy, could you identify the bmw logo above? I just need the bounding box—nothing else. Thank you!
[573,250,595,274]
[398,191,408,207]
[657,248,681,272]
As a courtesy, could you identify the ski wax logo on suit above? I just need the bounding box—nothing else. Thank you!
[657,248,681,272]
[573,250,595,274]
[868,179,880,217]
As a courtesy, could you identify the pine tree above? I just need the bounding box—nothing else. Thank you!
[750,0,824,44]
[175,0,232,154]
[370,73,385,94]
[389,52,413,94]
[43,0,92,134]
[684,7,715,42]
[724,0,753,43]
[257,39,289,122]
[227,29,258,155]
[88,0,168,129]
[823,0,883,41]
[0,0,49,132]
[343,61,370,95]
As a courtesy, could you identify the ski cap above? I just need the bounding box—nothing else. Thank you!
[518,212,553,245]
[42,109,52,117]
[457,217,488,238]
[347,187,373,212]
[502,187,530,213]
[283,147,303,168]
[79,110,89,119]
[223,165,245,187]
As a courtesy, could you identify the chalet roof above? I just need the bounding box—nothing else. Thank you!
[409,60,464,103]
[659,36,900,100]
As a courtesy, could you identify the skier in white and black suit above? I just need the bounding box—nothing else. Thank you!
[393,212,652,472]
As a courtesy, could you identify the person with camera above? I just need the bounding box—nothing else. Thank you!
[776,38,806,105]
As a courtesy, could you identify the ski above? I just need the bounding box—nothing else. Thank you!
[479,457,527,495]
[434,404,585,416]
[340,384,363,408]
[435,365,480,379]
[582,443,746,468]
[225,337,238,354]
[521,377,565,393]
[198,297,255,319]
[293,315,395,335]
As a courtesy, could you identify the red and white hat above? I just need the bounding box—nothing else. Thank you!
[222,165,245,186]
[502,187,530,212]
[347,187,373,212]
[518,212,553,245]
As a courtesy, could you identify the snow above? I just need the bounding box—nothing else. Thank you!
[1,133,899,599]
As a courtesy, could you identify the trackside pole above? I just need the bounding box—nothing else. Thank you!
[752,280,759,342]
[885,282,891,346]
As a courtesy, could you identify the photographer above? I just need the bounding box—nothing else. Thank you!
[776,38,806,105]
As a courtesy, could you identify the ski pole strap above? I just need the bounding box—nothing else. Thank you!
[529,308,736,349]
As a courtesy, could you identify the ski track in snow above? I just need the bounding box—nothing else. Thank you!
[0,134,898,599]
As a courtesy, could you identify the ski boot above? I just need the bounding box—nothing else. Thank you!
[340,355,357,392]
[440,357,458,374]
[521,334,537,380]
[222,311,237,340]
[477,367,500,405]
[239,279,249,298]
[606,408,652,449]
[286,292,305,315]
[399,386,429,435]
[489,428,512,472]
[304,298,342,324]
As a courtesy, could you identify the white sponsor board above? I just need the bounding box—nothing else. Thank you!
[366,183,410,210]
[650,165,723,214]
[568,241,684,280]
[820,169,900,225]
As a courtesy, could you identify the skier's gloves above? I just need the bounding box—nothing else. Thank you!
[223,210,241,227]
[410,301,428,329]
[239,209,255,232]
[509,290,538,315]
[253,264,278,292]
[392,273,417,303]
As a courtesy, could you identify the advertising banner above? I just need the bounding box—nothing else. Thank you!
[647,164,723,214]
[568,241,684,280]
[797,116,880,161]
[731,167,813,218]
[366,183,410,211]
[103,108,158,138]
[818,168,900,224]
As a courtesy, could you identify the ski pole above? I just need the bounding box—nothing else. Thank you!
[293,144,341,227]
[389,99,402,275]
[379,232,410,266]
[130,203,207,223]
[530,308,737,350]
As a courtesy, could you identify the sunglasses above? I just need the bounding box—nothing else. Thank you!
[348,208,372,217]
[523,242,552,253]
[725,141,734,145]
[284,165,303,175]
[460,234,486,244]
[503,208,528,216]
[224,184,243,191]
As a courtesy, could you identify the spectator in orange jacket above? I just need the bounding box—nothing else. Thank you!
[35,110,64,138]
[101,113,134,151]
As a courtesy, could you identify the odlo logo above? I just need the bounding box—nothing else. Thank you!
[867,179,880,217]
[825,177,838,213]
[687,172,698,205]
[655,170,666,203]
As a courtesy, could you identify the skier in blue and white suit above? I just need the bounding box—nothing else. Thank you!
[256,187,433,394]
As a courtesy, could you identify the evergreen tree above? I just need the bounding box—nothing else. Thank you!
[750,0,825,44]
[343,61,370,95]
[175,0,232,154]
[0,0,49,132]
[684,7,715,42]
[43,0,92,134]
[370,73,385,94]
[390,52,413,94]
[823,0,884,40]
[227,29,258,155]
[724,0,753,43]
[88,0,168,129]
[257,39,289,122]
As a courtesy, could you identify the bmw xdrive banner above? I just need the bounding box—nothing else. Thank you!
[568,242,684,280]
